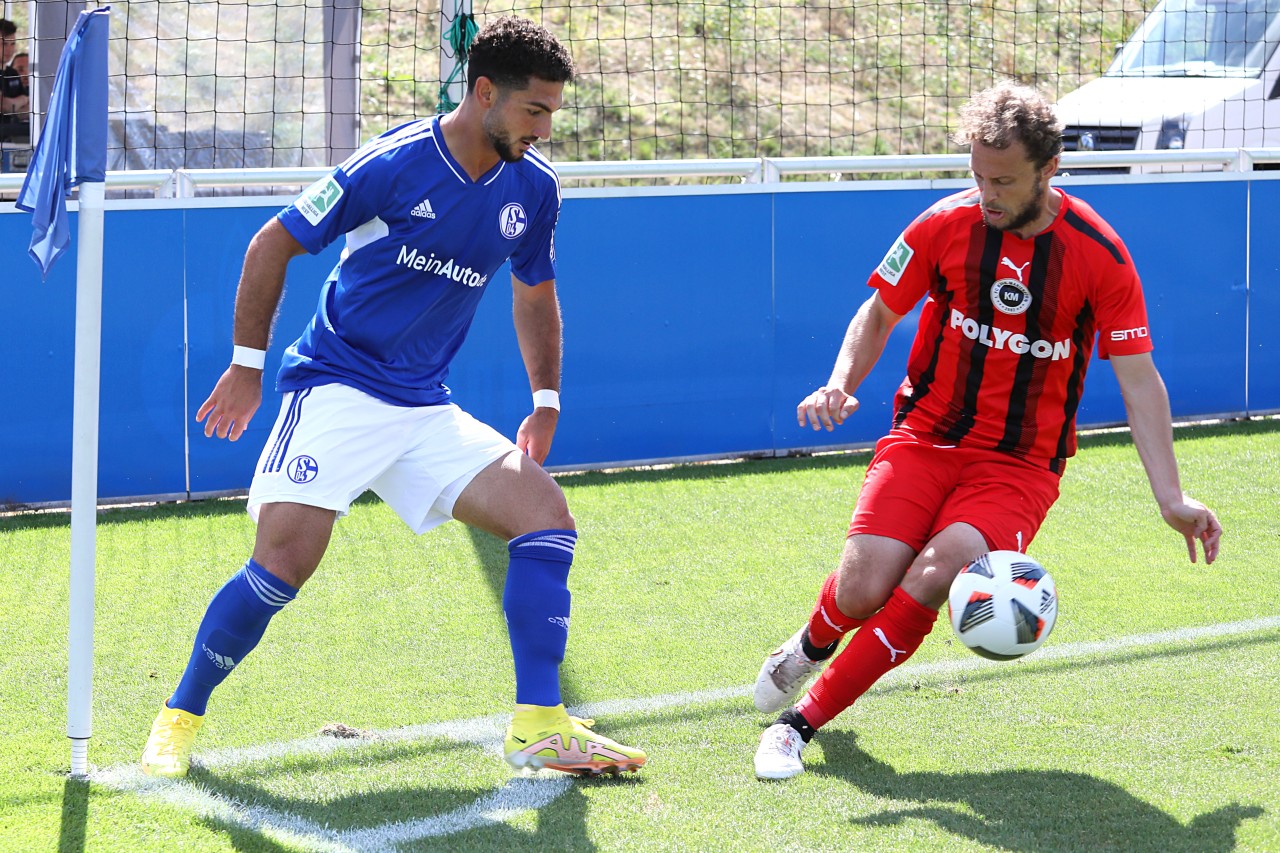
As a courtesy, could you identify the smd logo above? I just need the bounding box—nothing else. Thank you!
[287,455,319,484]
[991,279,1033,316]
[499,203,528,239]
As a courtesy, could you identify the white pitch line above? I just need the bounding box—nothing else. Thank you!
[94,615,1280,850]
[336,777,573,851]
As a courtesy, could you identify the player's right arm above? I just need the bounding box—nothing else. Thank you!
[798,291,905,431]
[196,218,307,441]
[799,205,941,432]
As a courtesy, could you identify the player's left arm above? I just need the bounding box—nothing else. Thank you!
[1111,352,1222,564]
[512,275,562,465]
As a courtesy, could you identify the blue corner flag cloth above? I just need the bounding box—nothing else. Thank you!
[15,7,110,279]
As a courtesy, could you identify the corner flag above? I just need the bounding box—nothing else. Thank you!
[15,6,112,779]
[15,6,110,279]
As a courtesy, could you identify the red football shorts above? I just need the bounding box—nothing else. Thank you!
[848,428,1062,553]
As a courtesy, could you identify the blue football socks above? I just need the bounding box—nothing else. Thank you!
[168,558,297,716]
[504,529,577,707]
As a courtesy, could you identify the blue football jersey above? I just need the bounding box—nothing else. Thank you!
[274,116,561,406]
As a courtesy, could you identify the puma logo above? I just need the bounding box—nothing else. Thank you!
[1001,257,1031,282]
[874,627,906,663]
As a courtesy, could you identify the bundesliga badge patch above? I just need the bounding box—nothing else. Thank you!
[877,235,914,285]
[296,175,344,226]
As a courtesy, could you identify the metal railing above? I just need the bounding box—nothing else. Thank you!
[3,148,1280,198]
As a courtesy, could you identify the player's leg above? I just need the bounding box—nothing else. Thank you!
[141,503,333,778]
[757,524,985,780]
[143,385,398,778]
[370,404,643,775]
[754,532,917,779]
[796,522,988,719]
[452,450,576,708]
[758,448,1060,779]
[450,451,646,775]
[754,431,955,715]
[754,533,911,714]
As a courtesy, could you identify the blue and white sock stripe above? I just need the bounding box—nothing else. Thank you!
[241,560,297,609]
[509,530,578,560]
[262,388,310,474]
[242,568,293,609]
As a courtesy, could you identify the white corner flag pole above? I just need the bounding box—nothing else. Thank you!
[67,179,106,778]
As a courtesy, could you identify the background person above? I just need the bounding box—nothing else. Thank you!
[751,80,1222,781]
[140,15,646,780]
[0,20,28,117]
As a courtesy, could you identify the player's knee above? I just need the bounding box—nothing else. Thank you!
[834,585,887,621]
[508,493,574,538]
[900,563,959,610]
[543,499,574,532]
[250,554,317,590]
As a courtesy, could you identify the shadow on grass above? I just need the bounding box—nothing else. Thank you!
[185,734,616,852]
[57,777,88,853]
[879,628,1280,699]
[814,730,1263,853]
[107,624,1275,851]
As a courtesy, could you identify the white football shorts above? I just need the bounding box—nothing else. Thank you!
[247,383,516,533]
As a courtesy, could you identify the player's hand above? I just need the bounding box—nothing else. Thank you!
[196,365,263,441]
[1160,494,1222,565]
[797,386,859,431]
[517,407,558,465]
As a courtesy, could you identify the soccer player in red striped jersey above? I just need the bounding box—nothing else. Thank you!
[752,81,1223,780]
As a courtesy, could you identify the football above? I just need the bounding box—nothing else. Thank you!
[948,551,1058,660]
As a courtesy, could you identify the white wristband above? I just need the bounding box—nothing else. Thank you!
[532,389,560,411]
[231,345,267,370]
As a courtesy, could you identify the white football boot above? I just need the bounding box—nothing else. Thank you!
[754,722,807,780]
[754,626,828,713]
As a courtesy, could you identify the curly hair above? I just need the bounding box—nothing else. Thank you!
[953,81,1063,170]
[467,16,575,93]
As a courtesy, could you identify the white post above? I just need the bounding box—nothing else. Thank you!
[67,179,105,779]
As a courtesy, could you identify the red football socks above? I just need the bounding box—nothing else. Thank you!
[797,586,938,728]
[806,571,865,649]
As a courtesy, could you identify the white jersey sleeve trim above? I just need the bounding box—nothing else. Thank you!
[524,148,562,204]
[343,120,435,177]
[345,216,390,254]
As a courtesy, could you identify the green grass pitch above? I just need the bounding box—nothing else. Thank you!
[1,418,1277,851]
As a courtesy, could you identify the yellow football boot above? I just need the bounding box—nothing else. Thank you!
[141,705,204,778]
[504,703,646,776]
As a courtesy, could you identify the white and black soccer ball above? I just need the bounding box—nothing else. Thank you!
[948,551,1058,660]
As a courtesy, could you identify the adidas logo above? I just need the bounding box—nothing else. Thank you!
[202,643,237,671]
[411,198,436,219]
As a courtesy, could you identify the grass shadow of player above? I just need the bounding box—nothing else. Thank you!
[199,785,601,853]
[199,784,600,853]
[814,730,1262,853]
[187,735,613,852]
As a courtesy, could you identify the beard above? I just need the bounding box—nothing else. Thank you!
[984,180,1045,233]
[483,113,532,163]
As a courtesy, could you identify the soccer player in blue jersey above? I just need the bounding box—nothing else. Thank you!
[141,15,646,779]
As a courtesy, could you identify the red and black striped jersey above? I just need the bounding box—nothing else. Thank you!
[869,186,1152,472]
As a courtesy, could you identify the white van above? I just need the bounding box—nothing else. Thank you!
[1055,0,1280,172]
